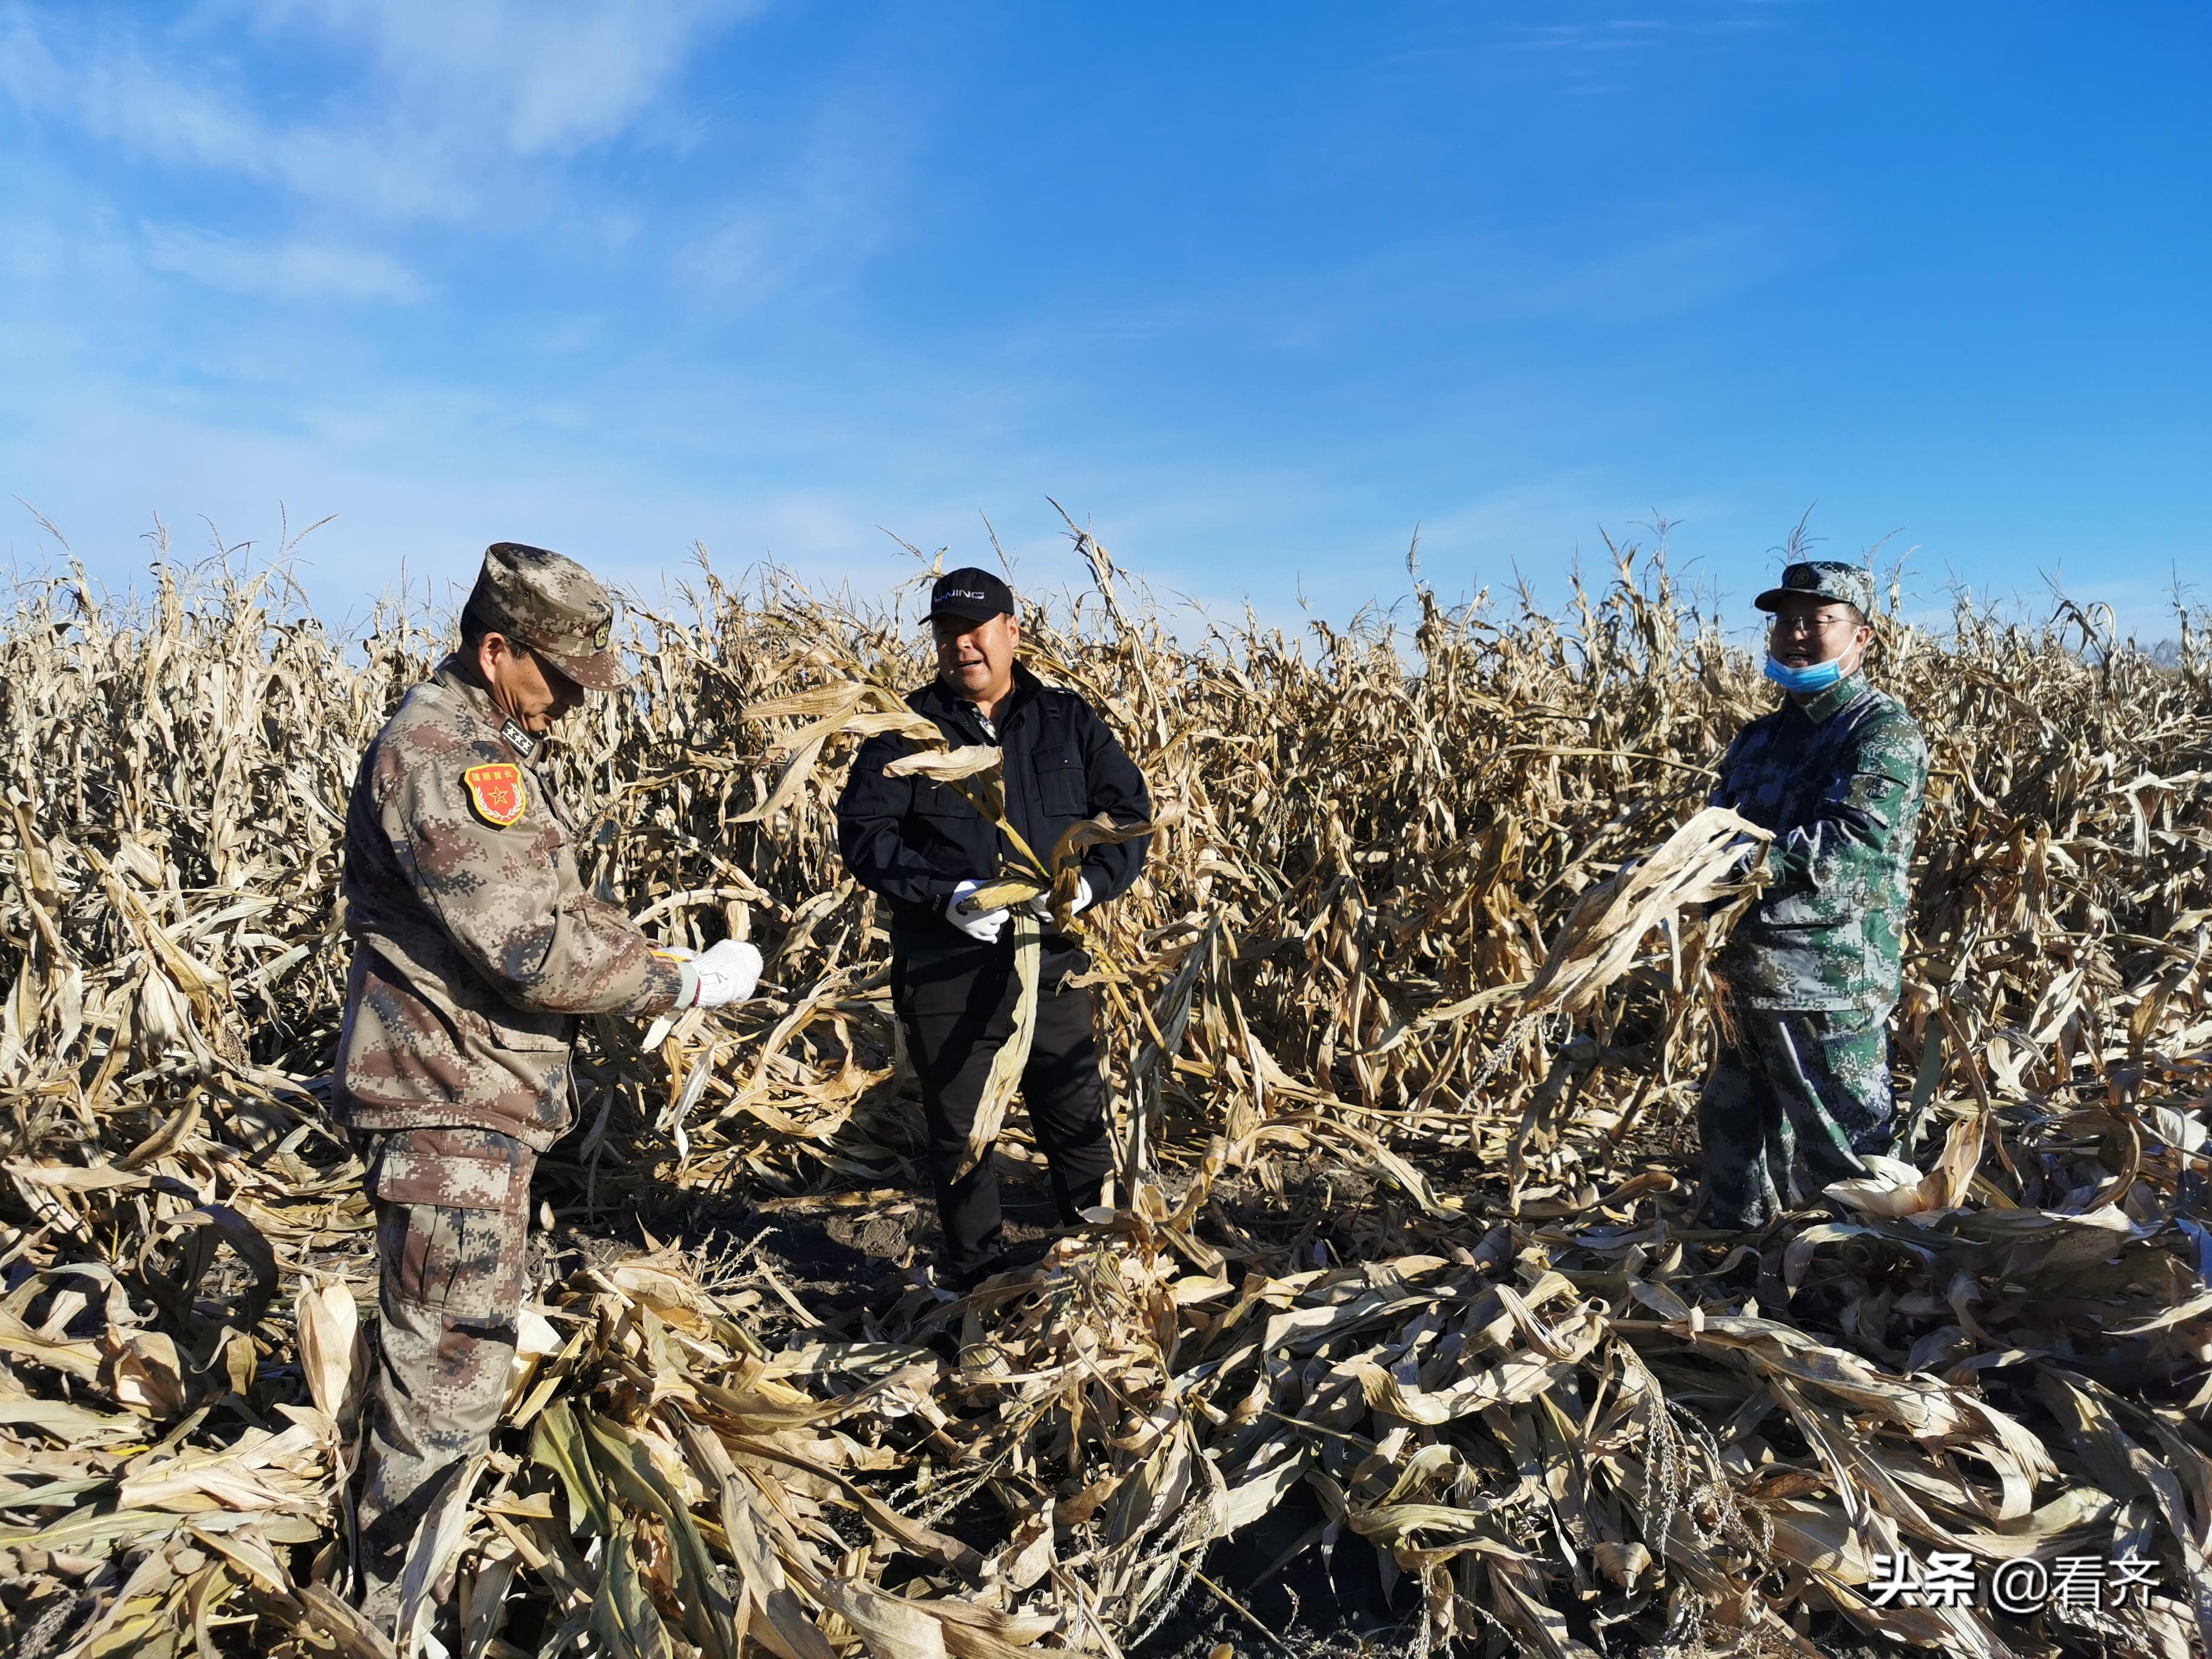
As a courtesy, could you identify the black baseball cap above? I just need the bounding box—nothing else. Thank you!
[928,566,1014,624]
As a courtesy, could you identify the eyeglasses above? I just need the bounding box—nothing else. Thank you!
[1768,612,1855,638]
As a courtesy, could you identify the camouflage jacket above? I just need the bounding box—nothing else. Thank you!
[1709,670,1928,1013]
[335,659,685,1150]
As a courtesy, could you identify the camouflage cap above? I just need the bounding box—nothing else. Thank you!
[465,543,622,691]
[1755,560,1875,620]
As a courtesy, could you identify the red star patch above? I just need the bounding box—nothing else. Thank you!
[462,762,528,827]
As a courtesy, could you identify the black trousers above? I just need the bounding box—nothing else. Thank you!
[893,948,1112,1285]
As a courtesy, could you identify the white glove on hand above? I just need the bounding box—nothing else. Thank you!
[689,939,763,1008]
[946,880,1009,944]
[1026,876,1094,921]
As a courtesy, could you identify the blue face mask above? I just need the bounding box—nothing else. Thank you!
[1763,655,1846,694]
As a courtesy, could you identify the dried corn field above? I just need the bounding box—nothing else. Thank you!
[2,532,2210,1659]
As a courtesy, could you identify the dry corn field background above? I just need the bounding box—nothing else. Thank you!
[2,528,2211,1659]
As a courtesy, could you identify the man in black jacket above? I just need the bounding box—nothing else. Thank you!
[836,568,1151,1288]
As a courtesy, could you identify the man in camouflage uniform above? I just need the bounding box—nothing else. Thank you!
[1698,560,1929,1230]
[334,543,761,1624]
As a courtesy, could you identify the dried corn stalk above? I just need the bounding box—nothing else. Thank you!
[0,529,2207,1657]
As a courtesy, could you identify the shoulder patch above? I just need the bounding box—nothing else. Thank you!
[462,762,529,828]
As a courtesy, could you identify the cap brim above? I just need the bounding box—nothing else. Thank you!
[537,645,623,691]
[1756,587,1857,613]
[929,602,1005,625]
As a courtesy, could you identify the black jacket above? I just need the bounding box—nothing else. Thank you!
[834,663,1151,967]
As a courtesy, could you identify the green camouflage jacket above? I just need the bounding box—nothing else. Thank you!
[1709,670,1928,1013]
[335,661,687,1150]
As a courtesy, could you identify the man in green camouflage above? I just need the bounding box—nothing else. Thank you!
[1697,560,1929,1231]
[334,543,761,1627]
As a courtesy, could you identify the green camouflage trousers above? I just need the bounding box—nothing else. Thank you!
[1695,1005,1895,1230]
[354,1125,533,1622]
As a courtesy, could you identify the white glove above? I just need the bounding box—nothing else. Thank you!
[945,880,1008,944]
[1027,876,1094,921]
[689,939,763,1008]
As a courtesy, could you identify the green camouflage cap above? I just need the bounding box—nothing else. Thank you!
[1755,560,1875,619]
[466,542,622,691]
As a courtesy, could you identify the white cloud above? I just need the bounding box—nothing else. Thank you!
[2,0,924,331]
[669,42,927,311]
[2,18,458,218]
[1478,215,1813,327]
[680,173,883,310]
[141,222,427,303]
[1,1,762,223]
[0,7,64,110]
[251,0,763,159]
[72,57,276,175]
[1002,196,1818,360]
[1506,20,1670,53]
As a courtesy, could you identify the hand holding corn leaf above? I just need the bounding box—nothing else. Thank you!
[743,680,1155,1180]
[1519,804,1771,1019]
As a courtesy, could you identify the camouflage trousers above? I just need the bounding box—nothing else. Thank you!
[353,1125,534,1623]
[1695,1005,1895,1230]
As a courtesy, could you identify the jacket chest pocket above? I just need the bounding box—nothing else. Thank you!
[911,780,977,822]
[1037,748,1087,816]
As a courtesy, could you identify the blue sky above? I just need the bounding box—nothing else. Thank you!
[2,1,2207,642]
